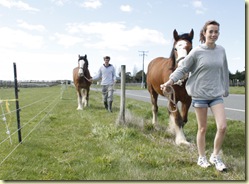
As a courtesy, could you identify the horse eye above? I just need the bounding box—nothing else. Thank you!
[174,48,177,51]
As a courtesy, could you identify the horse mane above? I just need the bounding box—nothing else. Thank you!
[84,58,89,68]
[169,33,193,70]
[169,48,176,71]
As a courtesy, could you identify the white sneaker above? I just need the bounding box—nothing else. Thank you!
[209,153,227,171]
[197,156,211,168]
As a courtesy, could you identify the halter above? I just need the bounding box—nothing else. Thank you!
[176,57,185,64]
[79,67,92,82]
[78,55,92,82]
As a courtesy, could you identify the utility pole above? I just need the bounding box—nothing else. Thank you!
[138,51,148,88]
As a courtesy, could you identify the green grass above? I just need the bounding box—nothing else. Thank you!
[229,86,245,94]
[0,85,246,180]
[114,84,246,94]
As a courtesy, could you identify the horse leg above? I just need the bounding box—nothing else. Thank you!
[168,103,189,145]
[77,89,83,110]
[86,88,89,107]
[181,96,192,126]
[149,89,158,126]
[81,89,88,107]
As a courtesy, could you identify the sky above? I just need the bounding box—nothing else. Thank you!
[0,0,246,81]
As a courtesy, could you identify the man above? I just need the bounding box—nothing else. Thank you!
[91,56,116,112]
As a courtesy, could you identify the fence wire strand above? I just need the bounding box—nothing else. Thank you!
[0,90,61,167]
[0,93,55,118]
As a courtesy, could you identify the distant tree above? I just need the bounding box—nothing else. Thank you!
[132,65,138,82]
[231,70,245,81]
[118,66,121,77]
[125,72,133,83]
[134,70,146,83]
[229,70,245,86]
[229,71,236,80]
[132,66,138,77]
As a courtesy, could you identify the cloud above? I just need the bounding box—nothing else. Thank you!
[120,5,132,12]
[0,27,44,49]
[65,22,168,50]
[191,0,206,14]
[17,20,46,32]
[51,0,70,6]
[53,33,85,48]
[0,49,76,80]
[192,0,202,8]
[80,0,102,9]
[0,0,39,11]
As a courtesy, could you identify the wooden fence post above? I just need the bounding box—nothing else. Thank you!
[118,65,126,124]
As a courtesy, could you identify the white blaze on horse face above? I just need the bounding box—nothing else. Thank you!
[174,40,189,86]
[78,60,84,76]
[175,40,188,62]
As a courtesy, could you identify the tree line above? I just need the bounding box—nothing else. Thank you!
[229,70,245,86]
[118,68,245,87]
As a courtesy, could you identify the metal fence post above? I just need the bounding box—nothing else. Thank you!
[13,63,22,143]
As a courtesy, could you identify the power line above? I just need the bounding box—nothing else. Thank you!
[138,51,148,88]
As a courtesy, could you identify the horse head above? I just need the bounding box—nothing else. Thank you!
[78,54,89,77]
[170,29,194,69]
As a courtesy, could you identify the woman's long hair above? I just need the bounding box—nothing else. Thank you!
[199,20,220,43]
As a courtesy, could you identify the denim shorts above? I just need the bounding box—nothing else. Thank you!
[192,97,223,108]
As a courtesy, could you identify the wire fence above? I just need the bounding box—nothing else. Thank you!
[0,84,67,167]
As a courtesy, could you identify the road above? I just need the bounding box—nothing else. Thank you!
[113,89,245,122]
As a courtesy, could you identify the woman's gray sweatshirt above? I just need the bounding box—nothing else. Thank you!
[170,44,229,100]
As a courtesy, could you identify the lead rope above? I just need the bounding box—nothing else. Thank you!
[162,85,177,113]
[83,74,92,83]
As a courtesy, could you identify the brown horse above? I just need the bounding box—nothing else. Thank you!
[146,29,194,145]
[73,54,92,110]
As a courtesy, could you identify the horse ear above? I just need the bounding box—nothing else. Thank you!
[173,29,179,41]
[85,54,87,58]
[78,55,81,59]
[189,29,194,40]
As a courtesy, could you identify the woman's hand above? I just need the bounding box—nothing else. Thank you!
[160,79,174,90]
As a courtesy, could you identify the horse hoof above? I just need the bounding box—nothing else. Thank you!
[77,108,83,110]
[182,141,190,145]
[176,140,190,146]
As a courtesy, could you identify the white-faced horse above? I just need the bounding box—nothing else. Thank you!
[73,55,92,110]
[146,29,194,145]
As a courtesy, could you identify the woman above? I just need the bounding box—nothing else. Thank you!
[160,20,229,171]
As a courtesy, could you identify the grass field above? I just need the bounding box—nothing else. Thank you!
[0,85,246,181]
[228,86,245,94]
[114,85,245,94]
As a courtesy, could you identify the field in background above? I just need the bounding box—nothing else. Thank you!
[228,86,245,94]
[0,85,246,180]
[112,84,245,94]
